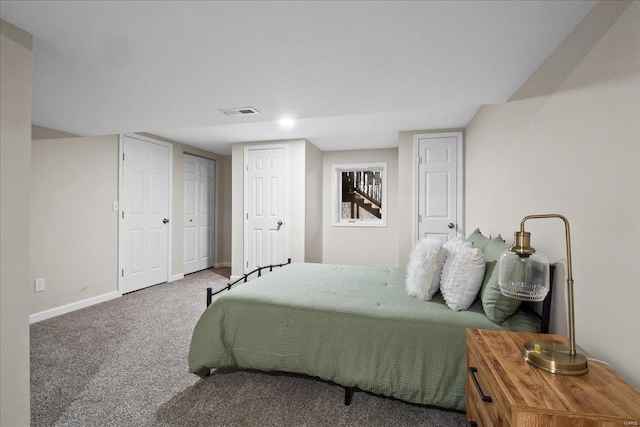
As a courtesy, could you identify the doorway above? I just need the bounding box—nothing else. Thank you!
[415,132,463,243]
[119,134,171,294]
[183,154,215,275]
[244,145,288,272]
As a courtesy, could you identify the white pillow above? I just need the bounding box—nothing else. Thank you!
[405,238,443,300]
[440,242,486,311]
[442,236,467,258]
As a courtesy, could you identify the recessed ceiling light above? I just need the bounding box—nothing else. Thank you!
[279,118,295,128]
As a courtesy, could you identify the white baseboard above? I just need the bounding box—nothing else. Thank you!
[169,273,184,282]
[214,262,231,268]
[30,291,120,324]
[229,275,243,282]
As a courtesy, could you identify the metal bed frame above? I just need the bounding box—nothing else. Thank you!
[206,258,292,307]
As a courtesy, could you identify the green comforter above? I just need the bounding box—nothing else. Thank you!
[188,263,538,411]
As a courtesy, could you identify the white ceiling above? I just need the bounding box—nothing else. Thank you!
[1,1,597,155]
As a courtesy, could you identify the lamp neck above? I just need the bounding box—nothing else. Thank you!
[511,231,535,255]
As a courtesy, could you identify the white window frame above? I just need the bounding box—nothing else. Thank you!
[332,162,387,227]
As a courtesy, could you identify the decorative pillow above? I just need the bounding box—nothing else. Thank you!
[480,236,523,323]
[466,228,491,251]
[440,242,486,311]
[405,238,443,301]
[442,236,466,257]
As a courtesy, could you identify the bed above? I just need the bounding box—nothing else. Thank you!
[188,262,551,411]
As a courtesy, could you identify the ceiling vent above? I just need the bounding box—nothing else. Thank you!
[219,107,260,116]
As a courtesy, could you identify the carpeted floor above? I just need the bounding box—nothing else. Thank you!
[30,268,465,426]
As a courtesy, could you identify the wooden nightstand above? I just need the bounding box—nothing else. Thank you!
[466,329,640,427]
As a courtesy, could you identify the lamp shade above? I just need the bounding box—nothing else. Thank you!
[498,250,549,302]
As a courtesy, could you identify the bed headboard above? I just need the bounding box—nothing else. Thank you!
[520,264,555,334]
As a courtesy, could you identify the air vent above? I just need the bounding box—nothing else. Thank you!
[219,107,260,116]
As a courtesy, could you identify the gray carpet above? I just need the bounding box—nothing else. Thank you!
[31,268,465,426]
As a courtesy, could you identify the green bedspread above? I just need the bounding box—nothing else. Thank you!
[188,263,538,411]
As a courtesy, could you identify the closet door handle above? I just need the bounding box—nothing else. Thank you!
[469,367,492,403]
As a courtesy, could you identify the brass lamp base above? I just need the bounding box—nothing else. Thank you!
[522,341,589,376]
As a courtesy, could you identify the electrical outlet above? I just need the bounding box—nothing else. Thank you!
[34,278,45,292]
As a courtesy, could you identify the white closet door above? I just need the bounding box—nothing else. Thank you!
[120,135,170,293]
[183,154,215,275]
[416,134,459,243]
[245,147,286,272]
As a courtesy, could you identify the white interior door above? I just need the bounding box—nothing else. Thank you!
[416,133,461,243]
[120,135,170,294]
[183,154,215,275]
[245,147,286,272]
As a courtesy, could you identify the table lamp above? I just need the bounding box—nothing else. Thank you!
[498,214,588,376]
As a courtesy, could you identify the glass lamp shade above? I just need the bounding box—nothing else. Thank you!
[498,250,550,302]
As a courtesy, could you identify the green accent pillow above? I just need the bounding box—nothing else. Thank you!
[466,228,491,251]
[480,236,523,323]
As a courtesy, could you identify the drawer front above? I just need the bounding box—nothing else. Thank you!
[467,343,510,427]
[466,398,482,427]
[466,403,485,427]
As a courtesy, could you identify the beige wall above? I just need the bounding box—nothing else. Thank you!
[231,143,244,276]
[30,133,228,317]
[288,141,307,266]
[31,136,119,314]
[304,141,323,263]
[1,19,32,427]
[322,148,399,267]
[231,139,320,277]
[397,132,414,269]
[465,1,639,387]
[219,155,233,266]
[32,124,78,140]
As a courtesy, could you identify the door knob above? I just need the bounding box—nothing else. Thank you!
[448,223,455,229]
[277,220,283,230]
[163,218,169,224]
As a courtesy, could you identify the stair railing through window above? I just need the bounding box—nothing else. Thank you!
[333,162,388,227]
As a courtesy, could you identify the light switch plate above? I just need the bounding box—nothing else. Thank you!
[34,278,45,292]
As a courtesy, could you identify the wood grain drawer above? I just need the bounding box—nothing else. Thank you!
[466,329,640,427]
[466,339,510,427]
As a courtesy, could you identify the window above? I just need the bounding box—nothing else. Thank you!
[332,162,387,227]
